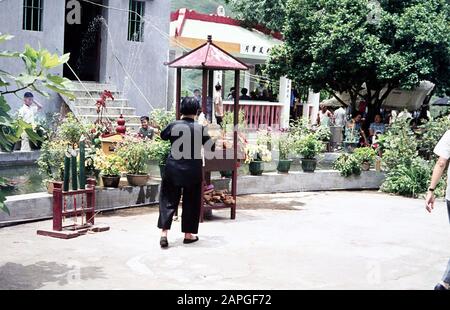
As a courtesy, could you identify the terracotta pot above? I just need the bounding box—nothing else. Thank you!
[126,174,149,186]
[47,182,54,194]
[361,161,371,171]
[102,175,121,188]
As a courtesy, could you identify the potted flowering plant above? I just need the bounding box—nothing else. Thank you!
[94,149,125,188]
[276,129,293,173]
[294,133,324,172]
[245,143,272,176]
[353,147,377,171]
[115,136,152,186]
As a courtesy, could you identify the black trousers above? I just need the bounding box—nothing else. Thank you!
[157,177,202,234]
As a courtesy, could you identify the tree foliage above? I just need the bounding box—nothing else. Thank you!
[263,0,450,111]
[0,33,73,214]
[224,0,286,32]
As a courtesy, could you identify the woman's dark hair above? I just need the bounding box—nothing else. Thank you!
[352,111,362,119]
[215,83,222,91]
[140,116,149,122]
[180,97,200,115]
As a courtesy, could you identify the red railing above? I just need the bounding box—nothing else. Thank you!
[224,102,283,129]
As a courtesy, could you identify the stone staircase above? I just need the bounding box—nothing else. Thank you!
[62,81,142,133]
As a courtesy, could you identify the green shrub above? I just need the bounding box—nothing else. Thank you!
[294,133,324,159]
[353,147,377,164]
[333,153,361,177]
[417,116,450,160]
[378,118,417,171]
[149,108,175,130]
[381,157,432,198]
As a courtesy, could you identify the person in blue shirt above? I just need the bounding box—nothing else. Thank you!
[369,114,386,137]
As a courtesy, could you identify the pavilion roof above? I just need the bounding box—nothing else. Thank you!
[166,36,250,71]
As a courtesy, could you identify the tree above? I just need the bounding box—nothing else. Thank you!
[264,0,450,117]
[0,33,74,214]
[224,0,286,32]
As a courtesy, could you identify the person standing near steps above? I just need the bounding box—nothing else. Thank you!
[157,97,215,248]
[425,130,450,290]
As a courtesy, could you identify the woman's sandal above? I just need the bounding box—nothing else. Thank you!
[183,236,199,244]
[160,236,169,248]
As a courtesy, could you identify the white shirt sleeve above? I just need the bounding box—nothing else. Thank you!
[434,130,450,159]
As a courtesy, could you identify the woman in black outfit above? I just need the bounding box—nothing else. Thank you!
[158,97,214,248]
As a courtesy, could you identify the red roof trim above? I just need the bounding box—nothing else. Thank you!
[171,9,283,41]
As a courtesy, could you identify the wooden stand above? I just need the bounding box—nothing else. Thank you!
[37,179,109,239]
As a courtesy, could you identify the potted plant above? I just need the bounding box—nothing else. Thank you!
[149,137,171,179]
[276,131,293,173]
[353,147,377,171]
[94,150,124,188]
[116,136,152,186]
[37,140,67,193]
[315,126,332,151]
[294,133,324,172]
[333,153,361,177]
[245,143,272,176]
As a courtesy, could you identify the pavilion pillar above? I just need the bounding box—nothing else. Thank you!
[176,68,181,120]
[202,69,208,114]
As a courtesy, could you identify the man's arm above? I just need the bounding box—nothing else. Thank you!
[426,157,448,212]
[33,99,43,110]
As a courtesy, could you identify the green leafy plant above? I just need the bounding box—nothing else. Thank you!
[256,129,273,151]
[353,147,377,164]
[294,133,324,159]
[222,110,246,132]
[315,126,332,142]
[93,149,125,176]
[333,153,362,177]
[116,136,152,175]
[417,116,450,160]
[277,132,293,160]
[149,136,171,165]
[381,157,432,198]
[244,143,272,164]
[149,108,176,130]
[378,118,418,171]
[0,33,73,213]
[37,139,67,183]
[58,113,87,146]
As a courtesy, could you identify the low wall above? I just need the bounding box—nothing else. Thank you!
[0,151,40,166]
[0,170,385,227]
[0,183,160,227]
[236,170,385,195]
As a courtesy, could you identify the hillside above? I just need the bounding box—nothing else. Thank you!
[171,0,234,16]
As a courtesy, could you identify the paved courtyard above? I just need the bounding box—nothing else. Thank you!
[0,190,449,290]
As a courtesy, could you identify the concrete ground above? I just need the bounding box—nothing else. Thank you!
[0,190,449,290]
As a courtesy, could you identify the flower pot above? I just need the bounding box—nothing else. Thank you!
[159,164,166,179]
[46,182,54,194]
[220,170,233,178]
[277,159,293,173]
[301,158,317,172]
[102,175,121,188]
[249,161,264,176]
[126,174,149,186]
[361,161,371,171]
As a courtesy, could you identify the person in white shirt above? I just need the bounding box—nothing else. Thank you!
[17,92,42,151]
[426,130,450,290]
[333,106,347,127]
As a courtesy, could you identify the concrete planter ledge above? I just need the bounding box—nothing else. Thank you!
[236,170,385,195]
[1,183,160,227]
[1,171,385,227]
[0,151,40,166]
